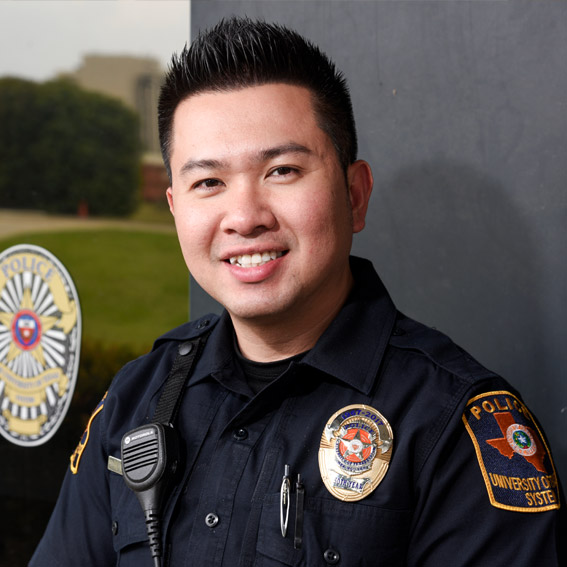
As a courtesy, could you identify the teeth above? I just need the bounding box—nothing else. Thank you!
[229,250,283,267]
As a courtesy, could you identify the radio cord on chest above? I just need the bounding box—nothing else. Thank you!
[120,334,209,567]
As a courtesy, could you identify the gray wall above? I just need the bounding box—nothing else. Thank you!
[190,0,566,485]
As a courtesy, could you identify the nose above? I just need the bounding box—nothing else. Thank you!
[219,184,277,236]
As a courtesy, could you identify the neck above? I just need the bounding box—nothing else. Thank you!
[231,270,353,362]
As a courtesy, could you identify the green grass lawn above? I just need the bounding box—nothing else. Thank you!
[0,229,190,351]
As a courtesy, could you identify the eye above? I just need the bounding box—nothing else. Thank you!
[269,166,298,178]
[193,178,224,191]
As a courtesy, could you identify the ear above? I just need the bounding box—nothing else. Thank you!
[166,187,175,216]
[347,160,373,233]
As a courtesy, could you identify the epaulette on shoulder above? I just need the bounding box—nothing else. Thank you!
[151,313,220,351]
[389,312,496,386]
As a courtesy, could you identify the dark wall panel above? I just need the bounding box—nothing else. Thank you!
[190,0,566,483]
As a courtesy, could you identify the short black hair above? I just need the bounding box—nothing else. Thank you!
[158,17,357,181]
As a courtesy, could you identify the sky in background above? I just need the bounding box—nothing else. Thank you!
[0,0,191,82]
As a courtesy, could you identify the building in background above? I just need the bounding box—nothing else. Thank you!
[65,55,169,203]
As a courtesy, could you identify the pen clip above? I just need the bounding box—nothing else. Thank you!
[280,464,291,537]
[294,473,305,549]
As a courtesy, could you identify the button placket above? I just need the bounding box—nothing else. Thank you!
[183,393,295,563]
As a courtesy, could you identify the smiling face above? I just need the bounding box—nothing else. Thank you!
[167,83,372,345]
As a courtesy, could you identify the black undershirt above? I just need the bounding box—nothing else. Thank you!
[233,338,308,395]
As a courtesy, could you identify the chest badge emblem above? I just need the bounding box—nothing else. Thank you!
[319,404,393,501]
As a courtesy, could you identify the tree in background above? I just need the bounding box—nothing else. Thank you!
[0,77,141,216]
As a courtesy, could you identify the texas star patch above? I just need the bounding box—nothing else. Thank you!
[462,391,560,512]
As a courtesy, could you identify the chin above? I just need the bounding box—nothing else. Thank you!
[227,305,283,322]
[223,296,292,322]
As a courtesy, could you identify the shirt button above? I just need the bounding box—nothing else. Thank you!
[323,548,340,564]
[111,521,119,536]
[205,513,219,528]
[233,428,248,441]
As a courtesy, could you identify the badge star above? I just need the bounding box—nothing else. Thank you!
[516,432,529,446]
[1,288,58,367]
[340,429,373,461]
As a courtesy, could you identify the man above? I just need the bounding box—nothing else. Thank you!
[31,17,564,566]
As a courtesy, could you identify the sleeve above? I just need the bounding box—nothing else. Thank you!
[407,388,566,566]
[29,393,116,566]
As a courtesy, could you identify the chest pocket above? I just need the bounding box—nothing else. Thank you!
[255,493,411,567]
[109,472,155,566]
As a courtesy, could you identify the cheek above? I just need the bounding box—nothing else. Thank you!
[173,208,214,260]
[296,192,351,246]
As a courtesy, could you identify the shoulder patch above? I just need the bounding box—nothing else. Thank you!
[462,390,560,512]
[70,392,106,474]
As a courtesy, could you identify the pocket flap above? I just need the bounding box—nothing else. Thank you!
[256,493,411,566]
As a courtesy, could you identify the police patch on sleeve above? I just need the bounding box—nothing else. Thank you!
[462,390,560,512]
[319,404,393,502]
[70,392,106,474]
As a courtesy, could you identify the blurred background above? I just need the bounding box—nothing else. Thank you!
[0,2,190,563]
[0,1,565,565]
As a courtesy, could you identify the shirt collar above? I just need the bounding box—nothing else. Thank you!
[185,256,397,395]
[301,256,397,394]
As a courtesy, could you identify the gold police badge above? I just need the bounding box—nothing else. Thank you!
[319,404,393,501]
[0,244,81,446]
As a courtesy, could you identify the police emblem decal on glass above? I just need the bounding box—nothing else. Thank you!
[319,404,393,501]
[0,244,81,446]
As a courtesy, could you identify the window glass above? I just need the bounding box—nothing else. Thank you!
[0,2,190,563]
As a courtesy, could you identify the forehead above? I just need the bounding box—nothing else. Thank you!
[169,83,330,161]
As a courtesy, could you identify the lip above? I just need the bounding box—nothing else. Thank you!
[222,249,288,283]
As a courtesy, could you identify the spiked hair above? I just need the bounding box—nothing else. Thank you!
[158,17,358,180]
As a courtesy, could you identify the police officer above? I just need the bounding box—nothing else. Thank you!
[31,17,565,566]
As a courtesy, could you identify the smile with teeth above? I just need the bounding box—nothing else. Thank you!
[228,250,284,267]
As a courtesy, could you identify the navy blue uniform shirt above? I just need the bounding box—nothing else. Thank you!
[30,257,565,566]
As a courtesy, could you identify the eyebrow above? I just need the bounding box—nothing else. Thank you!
[178,143,313,177]
[179,158,223,176]
[260,143,313,161]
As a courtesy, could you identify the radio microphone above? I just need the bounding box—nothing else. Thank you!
[120,334,209,566]
[121,423,179,567]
